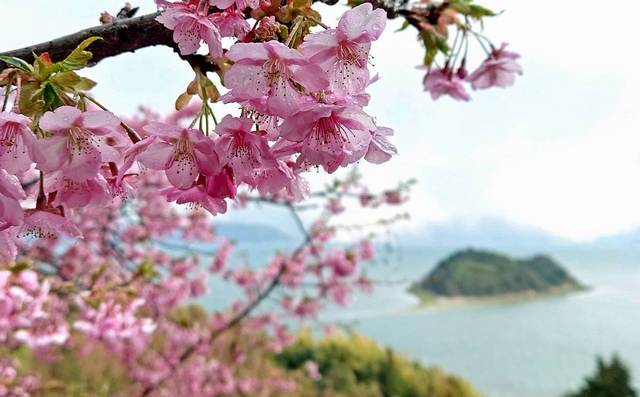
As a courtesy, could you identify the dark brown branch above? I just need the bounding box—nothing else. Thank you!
[0,12,217,73]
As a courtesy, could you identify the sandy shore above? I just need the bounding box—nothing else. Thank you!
[409,283,587,309]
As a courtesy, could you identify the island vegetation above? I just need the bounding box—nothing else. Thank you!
[410,248,583,305]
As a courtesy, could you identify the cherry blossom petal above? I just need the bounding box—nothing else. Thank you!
[40,106,82,132]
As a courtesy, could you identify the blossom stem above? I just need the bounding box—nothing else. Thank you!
[81,94,142,143]
[11,75,21,113]
[1,83,11,112]
[36,171,46,209]
[307,15,329,30]
[286,16,305,47]
[471,30,492,55]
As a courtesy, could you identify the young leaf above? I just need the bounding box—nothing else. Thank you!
[396,20,410,32]
[0,55,32,73]
[53,36,103,73]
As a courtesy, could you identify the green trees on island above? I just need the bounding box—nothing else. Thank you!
[411,248,582,298]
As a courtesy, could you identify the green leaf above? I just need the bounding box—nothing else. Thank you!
[396,20,410,32]
[424,47,438,66]
[469,4,496,18]
[52,36,103,73]
[50,71,97,91]
[0,55,32,73]
[74,77,97,91]
[42,83,59,110]
[9,262,29,272]
[449,0,496,19]
[435,37,450,54]
[18,81,45,117]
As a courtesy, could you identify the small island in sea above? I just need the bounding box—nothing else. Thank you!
[409,248,584,305]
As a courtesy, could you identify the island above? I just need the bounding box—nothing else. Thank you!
[409,248,584,305]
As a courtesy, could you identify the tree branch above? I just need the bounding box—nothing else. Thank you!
[0,12,217,73]
[0,0,421,75]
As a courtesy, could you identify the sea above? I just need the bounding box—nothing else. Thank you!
[194,241,640,397]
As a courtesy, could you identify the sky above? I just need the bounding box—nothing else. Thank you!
[2,0,640,242]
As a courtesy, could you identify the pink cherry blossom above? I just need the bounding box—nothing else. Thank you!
[73,298,156,355]
[210,9,250,38]
[224,41,328,117]
[423,69,471,101]
[0,229,18,265]
[365,126,397,164]
[0,170,26,231]
[162,182,228,215]
[326,198,345,214]
[359,239,375,261]
[468,43,523,90]
[304,360,322,381]
[0,112,36,175]
[137,123,220,189]
[14,316,69,349]
[325,249,356,277]
[300,3,386,96]
[214,115,276,181]
[35,106,121,181]
[211,239,234,273]
[253,160,309,201]
[279,104,373,173]
[156,0,223,57]
[209,0,258,11]
[44,171,110,209]
[20,209,82,239]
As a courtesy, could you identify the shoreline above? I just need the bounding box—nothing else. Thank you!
[409,283,588,309]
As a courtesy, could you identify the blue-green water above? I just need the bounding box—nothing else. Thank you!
[332,246,640,397]
[200,243,640,397]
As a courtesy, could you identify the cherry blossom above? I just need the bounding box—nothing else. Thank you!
[210,8,250,38]
[365,126,397,164]
[162,182,228,215]
[0,170,26,231]
[423,68,471,101]
[214,115,276,181]
[20,209,82,239]
[280,104,374,172]
[35,106,120,181]
[224,41,328,117]
[44,171,110,209]
[136,122,220,189]
[0,112,36,175]
[469,43,523,90]
[156,0,223,57]
[73,298,156,355]
[300,3,386,96]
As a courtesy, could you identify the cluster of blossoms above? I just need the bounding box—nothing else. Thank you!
[422,43,522,101]
[1,157,406,395]
[0,1,398,261]
[0,0,516,394]
[400,0,523,101]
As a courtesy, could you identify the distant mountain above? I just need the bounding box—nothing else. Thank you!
[590,227,640,250]
[402,218,573,251]
[216,221,292,243]
[410,248,582,299]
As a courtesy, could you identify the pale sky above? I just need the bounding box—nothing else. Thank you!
[2,0,640,242]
